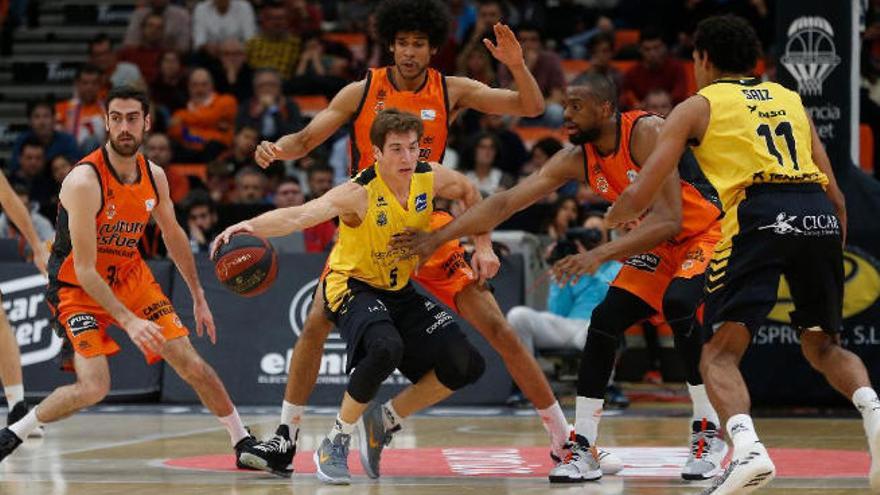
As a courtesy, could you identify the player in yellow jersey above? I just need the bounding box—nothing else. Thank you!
[244,0,587,477]
[607,15,880,494]
[214,110,489,484]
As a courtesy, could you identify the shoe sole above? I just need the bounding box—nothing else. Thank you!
[707,465,775,495]
[683,440,729,481]
[238,453,293,478]
[549,471,602,483]
[313,450,351,485]
[356,416,380,479]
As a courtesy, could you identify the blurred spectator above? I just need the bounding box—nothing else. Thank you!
[543,195,579,243]
[219,126,260,172]
[478,113,528,175]
[168,68,238,161]
[336,0,371,32]
[118,13,166,84]
[450,0,477,45]
[209,38,255,102]
[55,64,106,155]
[456,42,496,85]
[580,32,623,90]
[303,164,336,252]
[521,136,563,176]
[462,132,515,196]
[288,35,352,99]
[0,182,55,244]
[286,0,322,33]
[89,33,144,91]
[461,0,503,58]
[545,0,595,48]
[49,155,74,186]
[123,0,191,53]
[150,51,189,113]
[182,191,219,253]
[232,166,268,204]
[498,23,566,127]
[641,88,673,117]
[359,12,393,75]
[10,138,55,215]
[306,163,335,199]
[621,28,688,108]
[237,69,304,142]
[193,0,257,56]
[246,1,301,81]
[145,132,200,202]
[561,15,614,60]
[10,101,78,173]
[273,176,304,208]
[205,159,235,204]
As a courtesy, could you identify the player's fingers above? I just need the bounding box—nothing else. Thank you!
[206,319,217,345]
[482,38,497,53]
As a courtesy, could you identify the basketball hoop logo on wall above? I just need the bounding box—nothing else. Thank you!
[780,16,841,96]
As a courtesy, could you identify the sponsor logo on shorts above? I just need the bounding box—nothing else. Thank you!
[681,248,706,271]
[142,299,175,322]
[67,313,99,337]
[424,300,436,311]
[758,211,839,236]
[425,309,453,334]
[367,299,387,313]
[415,193,428,212]
[624,253,661,273]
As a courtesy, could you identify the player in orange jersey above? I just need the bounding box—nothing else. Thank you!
[392,73,727,483]
[0,87,258,466]
[240,0,604,478]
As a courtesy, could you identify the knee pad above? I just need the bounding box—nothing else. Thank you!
[347,327,404,403]
[436,343,485,391]
[364,334,404,374]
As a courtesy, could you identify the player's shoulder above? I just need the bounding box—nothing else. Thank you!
[63,162,102,188]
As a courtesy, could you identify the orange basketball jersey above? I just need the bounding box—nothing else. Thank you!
[350,67,449,175]
[48,147,159,288]
[583,110,722,241]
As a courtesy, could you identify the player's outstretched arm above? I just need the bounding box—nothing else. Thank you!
[391,146,581,259]
[255,80,365,168]
[150,164,217,343]
[807,115,847,245]
[212,182,367,253]
[61,167,165,355]
[0,173,48,275]
[448,23,544,117]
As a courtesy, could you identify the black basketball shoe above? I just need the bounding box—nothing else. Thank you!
[237,424,297,476]
[0,427,23,462]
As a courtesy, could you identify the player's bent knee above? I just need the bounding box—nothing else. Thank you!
[366,335,405,373]
[436,345,485,391]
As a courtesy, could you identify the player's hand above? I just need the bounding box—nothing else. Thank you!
[483,23,524,69]
[193,293,217,344]
[389,227,440,261]
[470,244,500,283]
[210,221,254,259]
[255,140,285,168]
[32,243,49,277]
[551,249,604,286]
[124,316,165,356]
[604,202,636,229]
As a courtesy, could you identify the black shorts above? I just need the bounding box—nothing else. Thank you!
[704,183,843,337]
[326,278,468,382]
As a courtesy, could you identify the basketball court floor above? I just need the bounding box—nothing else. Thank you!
[0,403,874,494]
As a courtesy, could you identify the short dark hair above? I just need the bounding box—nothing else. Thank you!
[588,32,614,52]
[515,22,541,38]
[639,26,664,44]
[531,137,563,158]
[76,63,102,80]
[142,11,164,27]
[183,190,216,216]
[277,176,301,188]
[375,0,451,49]
[106,86,151,115]
[571,72,618,111]
[20,136,45,153]
[27,100,54,118]
[89,33,112,52]
[369,108,424,150]
[307,163,334,178]
[694,15,761,74]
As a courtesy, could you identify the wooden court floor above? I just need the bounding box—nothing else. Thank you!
[0,406,875,494]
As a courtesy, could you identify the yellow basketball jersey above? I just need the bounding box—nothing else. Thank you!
[692,78,828,246]
[324,162,435,311]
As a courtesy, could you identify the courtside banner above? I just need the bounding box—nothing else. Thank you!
[163,254,521,405]
[3,261,171,401]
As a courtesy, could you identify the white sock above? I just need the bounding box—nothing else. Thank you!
[574,396,604,446]
[328,414,356,441]
[382,400,403,430]
[688,383,720,427]
[727,414,760,452]
[852,387,880,433]
[217,409,249,446]
[9,407,41,439]
[537,401,569,445]
[5,384,24,408]
[280,401,305,428]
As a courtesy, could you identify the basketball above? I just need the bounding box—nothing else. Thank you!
[213,233,278,297]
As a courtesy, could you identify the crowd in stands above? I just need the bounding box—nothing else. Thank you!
[0,0,878,260]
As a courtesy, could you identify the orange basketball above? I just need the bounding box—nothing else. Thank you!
[213,233,278,297]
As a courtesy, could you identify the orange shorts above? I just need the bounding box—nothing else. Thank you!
[414,241,474,312]
[50,263,188,364]
[611,226,721,312]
